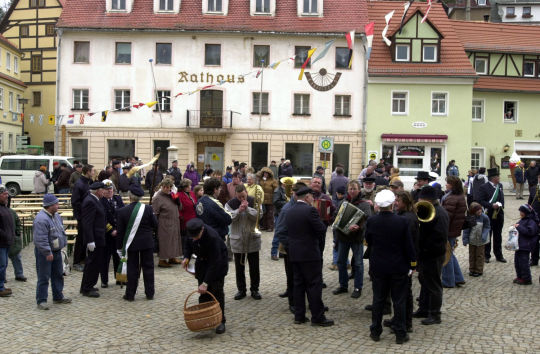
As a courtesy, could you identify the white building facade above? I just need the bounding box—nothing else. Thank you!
[56,0,368,177]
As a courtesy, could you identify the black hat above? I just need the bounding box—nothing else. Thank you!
[186,218,204,238]
[487,168,499,178]
[374,168,384,174]
[415,171,430,180]
[129,184,145,197]
[122,165,130,170]
[418,185,437,200]
[89,181,105,190]
[363,177,376,183]
[172,160,178,163]
[336,186,346,195]
[112,160,121,165]
[316,165,324,171]
[296,187,314,197]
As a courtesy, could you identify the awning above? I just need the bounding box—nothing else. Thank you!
[381,134,448,143]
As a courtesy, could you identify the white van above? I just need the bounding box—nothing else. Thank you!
[0,155,74,196]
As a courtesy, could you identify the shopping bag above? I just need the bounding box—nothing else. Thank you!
[504,226,519,251]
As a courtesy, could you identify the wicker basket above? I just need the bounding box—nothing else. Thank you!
[184,290,222,332]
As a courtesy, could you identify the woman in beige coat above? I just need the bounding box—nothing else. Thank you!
[152,179,182,268]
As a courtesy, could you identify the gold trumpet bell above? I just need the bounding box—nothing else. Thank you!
[415,201,436,223]
[280,176,297,200]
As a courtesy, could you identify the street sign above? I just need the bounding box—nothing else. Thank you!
[368,151,378,162]
[318,136,334,153]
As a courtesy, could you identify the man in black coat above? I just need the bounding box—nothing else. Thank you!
[525,160,539,205]
[478,168,506,263]
[366,190,416,344]
[182,218,229,334]
[413,186,449,325]
[99,179,125,288]
[411,171,431,202]
[166,160,182,188]
[145,167,163,193]
[71,164,95,270]
[196,178,232,241]
[80,182,107,297]
[285,187,334,327]
[116,184,158,301]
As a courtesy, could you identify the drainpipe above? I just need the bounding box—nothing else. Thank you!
[361,33,368,169]
[54,28,63,156]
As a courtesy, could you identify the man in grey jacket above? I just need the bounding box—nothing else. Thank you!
[33,194,71,310]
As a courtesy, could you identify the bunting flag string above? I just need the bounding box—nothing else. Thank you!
[382,10,395,46]
[298,48,316,80]
[421,0,432,23]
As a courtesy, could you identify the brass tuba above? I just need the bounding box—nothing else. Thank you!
[126,152,161,179]
[252,186,264,236]
[415,201,436,223]
[280,176,297,201]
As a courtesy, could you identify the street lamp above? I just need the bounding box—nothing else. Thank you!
[17,97,29,137]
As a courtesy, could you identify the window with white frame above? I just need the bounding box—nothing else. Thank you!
[256,0,270,13]
[112,0,126,10]
[74,41,90,63]
[431,92,447,115]
[205,44,221,66]
[155,90,171,112]
[395,44,410,62]
[14,57,18,73]
[8,92,13,111]
[392,92,408,115]
[0,88,3,109]
[477,0,486,6]
[73,89,89,110]
[252,92,269,114]
[334,95,351,116]
[208,0,223,12]
[523,61,535,77]
[336,47,350,69]
[293,94,310,115]
[506,7,515,16]
[475,58,487,74]
[294,46,311,68]
[303,0,318,13]
[471,150,482,170]
[472,99,484,121]
[156,43,172,64]
[423,45,437,62]
[115,42,131,64]
[503,101,517,122]
[6,52,11,70]
[253,45,270,67]
[159,0,173,11]
[523,6,532,16]
[114,89,130,111]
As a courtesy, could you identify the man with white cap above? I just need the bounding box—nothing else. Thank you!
[33,194,71,309]
[365,189,416,344]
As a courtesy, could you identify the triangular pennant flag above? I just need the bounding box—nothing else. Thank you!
[79,114,85,124]
[30,114,35,124]
[68,114,74,118]
[364,22,375,60]
[269,60,281,70]
[399,0,414,34]
[255,70,262,78]
[39,114,43,126]
[298,48,316,80]
[47,115,55,125]
[345,31,355,68]
[201,85,215,90]
[101,110,108,122]
[175,93,183,98]
[421,0,432,23]
[88,112,95,116]
[382,10,395,47]
[312,39,335,65]
[67,117,74,124]
[146,101,158,108]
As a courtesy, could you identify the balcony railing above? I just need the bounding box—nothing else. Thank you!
[186,110,233,129]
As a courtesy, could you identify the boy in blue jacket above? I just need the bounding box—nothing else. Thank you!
[463,202,491,277]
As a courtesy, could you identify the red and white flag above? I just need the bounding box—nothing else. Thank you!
[364,22,375,60]
[382,10,395,47]
[421,0,432,23]
[345,30,355,68]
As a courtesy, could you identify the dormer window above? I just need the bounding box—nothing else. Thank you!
[422,45,437,62]
[304,0,317,13]
[107,0,132,12]
[159,0,173,11]
[203,0,228,15]
[506,7,516,18]
[256,0,270,13]
[208,0,222,12]
[112,0,126,10]
[395,44,410,62]
[477,0,486,6]
[523,7,532,18]
[251,0,275,16]
[298,0,323,17]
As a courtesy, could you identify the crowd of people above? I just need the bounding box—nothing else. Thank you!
[1,155,539,343]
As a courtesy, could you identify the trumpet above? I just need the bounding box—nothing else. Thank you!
[280,176,297,201]
[126,152,160,179]
[415,201,436,223]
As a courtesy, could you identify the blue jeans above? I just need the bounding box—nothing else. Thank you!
[271,216,279,257]
[58,188,70,194]
[337,241,363,290]
[332,231,350,265]
[35,248,64,304]
[441,238,464,287]
[9,253,24,278]
[0,247,8,291]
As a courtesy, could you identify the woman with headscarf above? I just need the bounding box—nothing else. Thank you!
[183,163,200,191]
[152,178,182,267]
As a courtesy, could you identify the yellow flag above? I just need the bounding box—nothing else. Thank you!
[146,101,158,108]
[298,48,317,81]
[47,115,55,125]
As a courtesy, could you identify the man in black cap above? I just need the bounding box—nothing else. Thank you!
[166,160,182,188]
[182,218,228,334]
[411,171,431,202]
[413,186,449,325]
[80,181,107,297]
[286,187,334,327]
[478,168,506,263]
[116,184,158,301]
[71,164,95,271]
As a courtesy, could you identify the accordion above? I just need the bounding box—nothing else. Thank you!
[314,199,332,222]
[332,201,365,235]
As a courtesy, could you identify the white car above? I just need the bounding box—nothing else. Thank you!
[0,155,74,196]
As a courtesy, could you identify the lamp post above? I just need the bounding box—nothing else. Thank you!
[17,97,29,137]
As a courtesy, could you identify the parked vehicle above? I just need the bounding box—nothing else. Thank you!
[0,155,74,196]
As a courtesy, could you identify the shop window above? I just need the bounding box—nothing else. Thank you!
[332,144,350,177]
[295,46,311,68]
[156,43,172,64]
[205,44,221,66]
[251,142,268,172]
[252,92,269,114]
[475,58,487,75]
[285,143,313,176]
[114,89,131,111]
[472,99,484,121]
[430,148,442,175]
[503,101,517,123]
[335,47,350,69]
[334,95,351,116]
[115,42,131,64]
[74,41,90,63]
[108,139,135,162]
[293,93,310,115]
[431,92,447,116]
[253,45,269,67]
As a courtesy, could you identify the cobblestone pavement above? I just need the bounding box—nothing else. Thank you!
[2,196,540,353]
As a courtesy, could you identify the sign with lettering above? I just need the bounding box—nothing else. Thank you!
[412,121,428,128]
[178,71,245,84]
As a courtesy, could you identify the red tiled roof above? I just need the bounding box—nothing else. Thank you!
[0,34,22,54]
[452,20,540,54]
[57,0,368,34]
[474,76,540,93]
[0,72,27,88]
[367,1,476,77]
